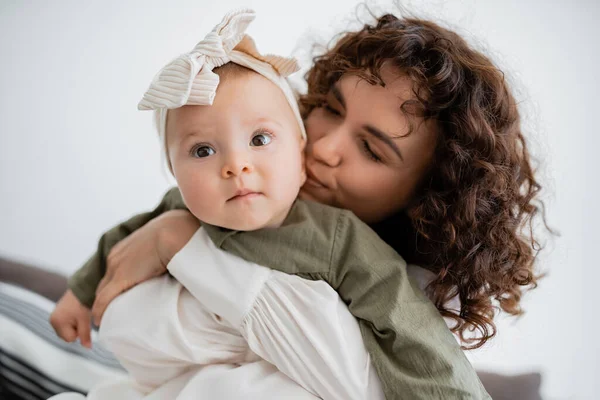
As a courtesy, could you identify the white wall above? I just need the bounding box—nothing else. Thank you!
[1,1,598,398]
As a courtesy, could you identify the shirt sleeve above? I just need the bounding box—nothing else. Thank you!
[329,212,491,400]
[167,228,385,400]
[68,187,186,308]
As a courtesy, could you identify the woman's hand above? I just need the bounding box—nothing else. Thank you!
[91,209,200,325]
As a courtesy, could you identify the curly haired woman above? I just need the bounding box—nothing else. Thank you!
[50,10,548,400]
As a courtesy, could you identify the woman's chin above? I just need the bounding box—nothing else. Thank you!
[299,186,331,206]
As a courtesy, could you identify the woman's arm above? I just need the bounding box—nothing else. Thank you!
[330,213,490,400]
[167,228,384,400]
[52,188,188,346]
[91,209,200,324]
[68,187,187,308]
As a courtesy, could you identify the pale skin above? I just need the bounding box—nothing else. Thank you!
[50,64,438,347]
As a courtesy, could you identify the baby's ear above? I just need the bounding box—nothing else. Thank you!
[299,136,307,151]
[299,137,307,185]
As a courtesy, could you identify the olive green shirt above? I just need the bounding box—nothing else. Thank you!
[69,187,490,400]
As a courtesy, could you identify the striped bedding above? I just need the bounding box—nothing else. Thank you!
[0,283,126,400]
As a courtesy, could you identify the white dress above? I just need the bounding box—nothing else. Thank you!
[50,227,386,399]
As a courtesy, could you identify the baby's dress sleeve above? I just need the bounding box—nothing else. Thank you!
[67,187,187,307]
[167,227,385,400]
[97,274,252,396]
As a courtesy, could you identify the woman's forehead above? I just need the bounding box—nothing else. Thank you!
[335,75,413,133]
[335,69,437,157]
[338,65,414,104]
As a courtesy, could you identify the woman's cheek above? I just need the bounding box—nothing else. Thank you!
[342,167,404,212]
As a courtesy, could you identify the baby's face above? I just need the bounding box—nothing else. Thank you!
[166,72,305,231]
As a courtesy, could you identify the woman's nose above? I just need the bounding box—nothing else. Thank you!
[311,125,344,167]
[221,152,254,178]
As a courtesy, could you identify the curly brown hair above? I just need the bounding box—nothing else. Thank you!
[299,13,550,349]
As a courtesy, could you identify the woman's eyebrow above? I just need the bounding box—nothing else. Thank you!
[364,125,404,161]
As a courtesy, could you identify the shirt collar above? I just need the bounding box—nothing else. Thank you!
[200,199,301,247]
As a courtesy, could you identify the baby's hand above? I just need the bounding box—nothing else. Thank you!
[50,289,92,348]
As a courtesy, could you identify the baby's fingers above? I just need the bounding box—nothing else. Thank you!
[56,322,78,343]
[77,316,92,349]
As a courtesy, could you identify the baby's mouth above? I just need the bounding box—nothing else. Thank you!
[228,189,262,202]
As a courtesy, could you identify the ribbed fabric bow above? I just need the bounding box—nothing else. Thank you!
[138,8,301,110]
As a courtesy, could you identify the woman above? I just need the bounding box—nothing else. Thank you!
[53,12,546,400]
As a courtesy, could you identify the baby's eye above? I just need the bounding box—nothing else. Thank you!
[193,145,215,158]
[250,132,272,147]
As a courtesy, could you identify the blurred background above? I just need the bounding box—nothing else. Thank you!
[0,0,598,398]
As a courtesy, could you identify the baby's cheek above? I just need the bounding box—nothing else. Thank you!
[177,179,214,220]
[299,167,307,187]
[285,152,306,188]
[299,147,307,185]
[291,142,307,184]
[184,192,214,222]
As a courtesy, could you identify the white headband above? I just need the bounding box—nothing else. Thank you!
[137,9,306,171]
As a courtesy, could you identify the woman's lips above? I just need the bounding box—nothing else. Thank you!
[305,169,328,189]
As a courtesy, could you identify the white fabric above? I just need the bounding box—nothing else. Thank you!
[0,282,56,313]
[48,394,85,400]
[61,227,384,400]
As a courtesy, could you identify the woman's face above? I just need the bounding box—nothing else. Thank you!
[300,65,438,224]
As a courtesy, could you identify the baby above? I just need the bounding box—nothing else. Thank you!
[51,9,489,400]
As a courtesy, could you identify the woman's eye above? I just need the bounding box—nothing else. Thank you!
[323,103,341,117]
[250,133,272,147]
[361,139,382,162]
[193,145,215,158]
